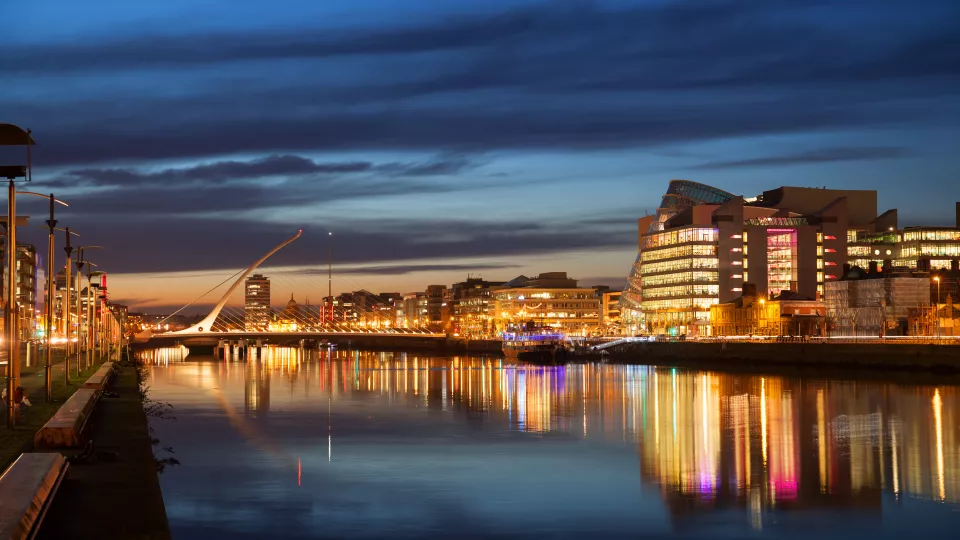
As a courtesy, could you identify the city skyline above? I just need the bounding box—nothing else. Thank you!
[3,0,959,312]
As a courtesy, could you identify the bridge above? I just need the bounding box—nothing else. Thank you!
[137,231,498,355]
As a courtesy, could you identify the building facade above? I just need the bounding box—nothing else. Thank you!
[447,277,505,337]
[244,273,271,331]
[622,180,879,336]
[710,285,824,337]
[601,290,622,332]
[0,243,39,338]
[399,292,427,327]
[824,266,929,336]
[493,272,601,335]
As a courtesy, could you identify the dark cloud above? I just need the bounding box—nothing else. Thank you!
[3,0,957,166]
[46,154,475,188]
[23,215,633,274]
[287,263,519,276]
[689,146,915,170]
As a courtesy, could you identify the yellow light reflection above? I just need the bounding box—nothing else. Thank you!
[934,388,945,501]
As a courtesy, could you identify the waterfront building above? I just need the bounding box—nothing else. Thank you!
[710,283,824,337]
[824,264,929,336]
[244,273,271,331]
[268,294,300,332]
[909,296,960,337]
[0,242,39,338]
[323,290,390,326]
[447,277,505,337]
[399,292,427,327]
[600,290,622,332]
[425,285,446,329]
[126,312,145,334]
[622,180,886,336]
[492,272,601,335]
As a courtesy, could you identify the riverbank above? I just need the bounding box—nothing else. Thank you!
[604,341,960,373]
[0,351,100,472]
[37,360,171,540]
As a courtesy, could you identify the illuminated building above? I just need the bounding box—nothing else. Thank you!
[493,272,601,335]
[425,285,446,329]
[399,292,427,327]
[0,242,39,338]
[621,180,879,336]
[825,264,930,336]
[244,273,270,331]
[448,277,505,337]
[600,290,622,332]
[710,283,824,337]
[127,312,145,334]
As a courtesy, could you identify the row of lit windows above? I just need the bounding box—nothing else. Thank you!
[642,298,719,311]
[640,271,718,288]
[915,245,960,257]
[642,284,720,299]
[497,301,597,309]
[903,229,960,242]
[494,292,595,300]
[640,244,717,262]
[848,245,872,256]
[641,227,718,250]
[640,258,719,275]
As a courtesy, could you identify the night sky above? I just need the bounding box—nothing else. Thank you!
[3,0,959,312]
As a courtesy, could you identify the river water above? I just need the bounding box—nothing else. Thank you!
[141,347,960,539]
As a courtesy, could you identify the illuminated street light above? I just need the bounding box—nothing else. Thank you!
[18,191,67,401]
[1,123,34,428]
[75,246,103,371]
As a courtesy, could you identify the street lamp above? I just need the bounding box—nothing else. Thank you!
[934,276,941,339]
[18,191,68,401]
[57,227,80,384]
[88,268,104,368]
[1,123,34,428]
[75,246,103,371]
[327,232,333,326]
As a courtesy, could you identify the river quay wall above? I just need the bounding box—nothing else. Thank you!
[605,341,960,372]
[139,335,504,356]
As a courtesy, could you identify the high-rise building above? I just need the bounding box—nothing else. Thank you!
[244,273,271,331]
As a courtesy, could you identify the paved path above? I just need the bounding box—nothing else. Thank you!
[37,361,171,540]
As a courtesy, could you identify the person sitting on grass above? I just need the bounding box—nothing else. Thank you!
[2,386,32,416]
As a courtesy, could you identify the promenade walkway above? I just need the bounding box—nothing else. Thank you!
[36,359,171,540]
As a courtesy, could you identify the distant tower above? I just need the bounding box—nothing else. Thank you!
[244,273,271,331]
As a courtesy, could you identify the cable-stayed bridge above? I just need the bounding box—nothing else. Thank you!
[137,231,485,353]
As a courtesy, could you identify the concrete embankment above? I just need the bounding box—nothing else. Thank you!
[37,361,171,540]
[606,341,960,373]
[151,335,506,356]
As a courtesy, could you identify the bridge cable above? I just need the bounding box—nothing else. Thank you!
[159,268,245,325]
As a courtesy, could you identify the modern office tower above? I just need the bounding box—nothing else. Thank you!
[244,273,271,331]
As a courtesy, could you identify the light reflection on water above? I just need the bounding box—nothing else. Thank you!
[142,346,960,539]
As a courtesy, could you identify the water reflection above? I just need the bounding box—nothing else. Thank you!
[142,347,960,538]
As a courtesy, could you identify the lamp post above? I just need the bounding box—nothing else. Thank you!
[934,276,941,339]
[327,232,333,326]
[61,227,76,384]
[1,123,35,428]
[18,192,68,401]
[85,264,101,368]
[75,246,103,371]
